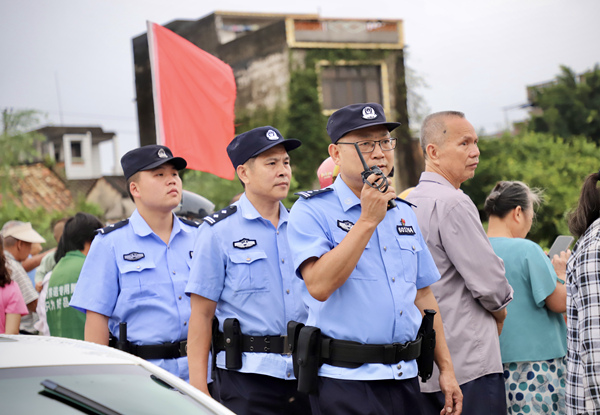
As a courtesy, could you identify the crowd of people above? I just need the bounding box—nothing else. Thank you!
[1,102,599,415]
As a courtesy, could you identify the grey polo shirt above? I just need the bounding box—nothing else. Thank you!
[407,172,513,392]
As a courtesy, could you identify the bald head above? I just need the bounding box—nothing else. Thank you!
[420,111,465,157]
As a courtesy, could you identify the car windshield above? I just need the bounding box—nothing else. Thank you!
[1,364,215,414]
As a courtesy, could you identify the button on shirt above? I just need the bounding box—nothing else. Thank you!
[287,176,440,381]
[407,172,513,392]
[70,210,197,380]
[185,193,308,380]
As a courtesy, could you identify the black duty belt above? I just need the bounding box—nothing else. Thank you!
[213,331,290,354]
[109,336,187,360]
[321,336,422,368]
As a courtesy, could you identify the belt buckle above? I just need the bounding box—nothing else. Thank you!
[393,341,408,362]
[280,335,291,356]
[179,340,188,357]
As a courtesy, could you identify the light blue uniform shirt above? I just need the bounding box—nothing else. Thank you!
[287,177,441,381]
[186,193,308,380]
[70,209,197,381]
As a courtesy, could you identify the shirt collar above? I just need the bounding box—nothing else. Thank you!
[238,192,289,226]
[129,209,183,238]
[419,171,459,190]
[333,175,362,212]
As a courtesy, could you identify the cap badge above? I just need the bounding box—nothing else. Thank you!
[362,106,377,120]
[266,130,279,140]
[157,148,168,158]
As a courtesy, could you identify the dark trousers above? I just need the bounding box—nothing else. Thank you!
[216,368,311,415]
[421,373,506,415]
[309,377,423,415]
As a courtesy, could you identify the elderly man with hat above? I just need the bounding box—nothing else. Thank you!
[70,144,198,381]
[186,126,310,414]
[1,221,46,334]
[287,103,463,414]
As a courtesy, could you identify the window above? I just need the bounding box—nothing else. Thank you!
[320,65,383,111]
[70,141,82,162]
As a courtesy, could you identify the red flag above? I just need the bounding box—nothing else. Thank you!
[148,22,236,180]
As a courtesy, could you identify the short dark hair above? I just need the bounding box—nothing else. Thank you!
[54,213,103,263]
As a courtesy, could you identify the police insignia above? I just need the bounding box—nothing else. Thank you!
[233,238,257,249]
[123,252,145,261]
[97,219,129,235]
[362,106,377,120]
[266,129,279,140]
[337,220,354,232]
[397,219,416,235]
[295,188,333,199]
[158,148,168,158]
[203,205,237,226]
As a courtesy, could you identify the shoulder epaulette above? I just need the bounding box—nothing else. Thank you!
[295,188,334,199]
[396,197,416,208]
[179,217,201,228]
[203,205,237,226]
[96,219,129,235]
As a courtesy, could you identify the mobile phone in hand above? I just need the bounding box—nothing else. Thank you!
[548,235,574,258]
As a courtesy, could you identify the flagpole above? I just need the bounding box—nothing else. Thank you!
[147,21,163,145]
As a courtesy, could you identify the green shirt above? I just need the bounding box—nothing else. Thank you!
[46,250,86,340]
[490,237,567,363]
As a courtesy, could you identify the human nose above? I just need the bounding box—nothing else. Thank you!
[370,141,385,158]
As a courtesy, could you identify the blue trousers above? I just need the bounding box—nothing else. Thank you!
[215,368,311,415]
[309,376,424,415]
[421,372,507,415]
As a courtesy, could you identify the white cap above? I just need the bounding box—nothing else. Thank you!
[1,221,46,244]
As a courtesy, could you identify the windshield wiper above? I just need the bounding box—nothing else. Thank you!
[39,379,122,415]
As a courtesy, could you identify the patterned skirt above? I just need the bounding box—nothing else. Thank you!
[503,357,566,414]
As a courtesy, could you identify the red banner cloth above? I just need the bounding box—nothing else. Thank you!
[148,22,236,180]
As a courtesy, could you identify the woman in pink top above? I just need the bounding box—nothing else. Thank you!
[0,237,28,334]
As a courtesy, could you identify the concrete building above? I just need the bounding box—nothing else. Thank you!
[132,11,422,190]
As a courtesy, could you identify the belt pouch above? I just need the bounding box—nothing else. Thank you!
[296,326,321,395]
[287,321,305,378]
[417,309,436,382]
[223,318,243,370]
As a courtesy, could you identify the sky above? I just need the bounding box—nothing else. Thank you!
[1,0,599,174]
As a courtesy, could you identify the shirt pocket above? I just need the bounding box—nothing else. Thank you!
[228,250,270,293]
[332,229,375,281]
[396,237,422,284]
[117,257,159,300]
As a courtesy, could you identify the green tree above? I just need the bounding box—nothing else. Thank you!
[462,131,600,247]
[528,65,600,144]
[0,108,45,167]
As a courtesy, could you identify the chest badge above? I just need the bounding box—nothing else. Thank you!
[123,252,145,261]
[397,219,416,236]
[337,220,354,233]
[233,238,257,249]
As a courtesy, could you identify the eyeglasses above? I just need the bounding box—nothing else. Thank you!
[337,138,397,153]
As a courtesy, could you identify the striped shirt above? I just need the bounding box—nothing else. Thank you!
[566,217,600,414]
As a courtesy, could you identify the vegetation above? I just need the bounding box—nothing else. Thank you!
[528,64,600,144]
[462,131,600,247]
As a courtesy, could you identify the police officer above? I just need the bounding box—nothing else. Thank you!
[287,103,463,414]
[186,126,311,415]
[70,145,197,381]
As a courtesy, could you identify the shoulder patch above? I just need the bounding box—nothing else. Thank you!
[396,197,416,208]
[96,219,129,235]
[203,205,237,226]
[295,188,334,199]
[179,217,201,228]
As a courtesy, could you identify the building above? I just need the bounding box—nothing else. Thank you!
[132,11,422,190]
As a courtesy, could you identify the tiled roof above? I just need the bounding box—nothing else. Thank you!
[0,163,74,212]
